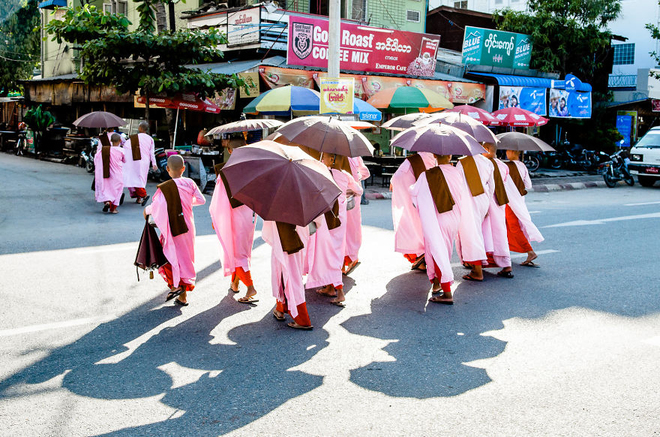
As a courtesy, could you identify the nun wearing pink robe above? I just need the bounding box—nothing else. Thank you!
[145,176,206,298]
[122,128,157,202]
[390,152,437,266]
[306,163,362,306]
[481,152,513,274]
[410,159,484,304]
[262,221,313,329]
[343,156,370,274]
[209,175,257,299]
[94,138,125,213]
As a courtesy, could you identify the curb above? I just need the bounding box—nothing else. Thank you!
[363,180,607,200]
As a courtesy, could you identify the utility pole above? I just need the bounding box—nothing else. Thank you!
[328,0,341,78]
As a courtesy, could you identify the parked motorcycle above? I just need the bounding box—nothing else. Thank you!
[148,147,171,182]
[602,150,634,188]
[523,151,541,172]
[545,143,607,171]
[79,137,98,173]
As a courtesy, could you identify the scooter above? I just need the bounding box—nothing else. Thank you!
[79,137,98,173]
[602,150,634,188]
[148,147,171,182]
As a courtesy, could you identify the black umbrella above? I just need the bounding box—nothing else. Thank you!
[134,219,168,280]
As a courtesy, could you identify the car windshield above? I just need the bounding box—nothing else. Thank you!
[635,131,660,148]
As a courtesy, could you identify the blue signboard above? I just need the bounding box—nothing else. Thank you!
[549,89,592,119]
[499,86,547,115]
[616,115,632,147]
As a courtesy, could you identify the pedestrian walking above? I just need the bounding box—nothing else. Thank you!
[94,133,125,214]
[123,121,157,206]
[343,156,370,275]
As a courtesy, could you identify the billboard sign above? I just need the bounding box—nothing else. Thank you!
[549,89,592,119]
[227,7,260,45]
[498,86,547,115]
[462,26,532,69]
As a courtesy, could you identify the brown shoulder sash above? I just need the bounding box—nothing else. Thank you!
[101,145,111,178]
[99,134,111,148]
[505,161,527,196]
[218,167,244,209]
[276,222,304,254]
[130,134,142,161]
[324,199,341,230]
[406,154,426,181]
[425,166,455,214]
[489,158,509,206]
[459,155,485,197]
[157,179,189,237]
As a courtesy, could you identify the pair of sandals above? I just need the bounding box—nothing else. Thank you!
[166,287,188,306]
[272,310,313,330]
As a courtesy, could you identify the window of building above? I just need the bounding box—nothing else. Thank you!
[494,0,503,4]
[406,10,421,22]
[454,1,468,8]
[352,0,366,21]
[613,43,635,65]
[103,1,127,15]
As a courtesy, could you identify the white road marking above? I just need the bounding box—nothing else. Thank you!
[528,210,542,214]
[544,212,660,228]
[0,315,114,338]
[625,201,660,206]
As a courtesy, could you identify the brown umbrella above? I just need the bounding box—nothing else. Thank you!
[73,111,126,128]
[134,219,168,280]
[275,116,374,157]
[221,140,341,226]
[413,112,498,144]
[205,119,284,136]
[381,113,433,131]
[266,132,321,160]
[495,132,556,152]
[391,124,486,156]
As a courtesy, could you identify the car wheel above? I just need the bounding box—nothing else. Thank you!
[638,176,656,187]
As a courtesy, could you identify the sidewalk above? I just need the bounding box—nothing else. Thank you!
[363,168,606,200]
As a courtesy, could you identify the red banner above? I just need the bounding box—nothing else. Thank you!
[287,16,440,77]
[259,66,316,89]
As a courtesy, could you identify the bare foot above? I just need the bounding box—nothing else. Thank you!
[316,285,337,297]
[429,291,453,305]
[331,287,346,306]
[521,251,538,266]
[230,276,240,293]
[287,322,313,330]
[272,309,285,321]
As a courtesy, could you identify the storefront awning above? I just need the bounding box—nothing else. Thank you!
[469,72,592,92]
[38,0,67,9]
[190,58,263,76]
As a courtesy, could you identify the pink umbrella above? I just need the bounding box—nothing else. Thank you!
[391,124,487,156]
[412,112,498,144]
[445,105,501,126]
[491,107,548,127]
[73,111,126,128]
[221,140,341,227]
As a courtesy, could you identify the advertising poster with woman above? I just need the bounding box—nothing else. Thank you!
[499,86,547,115]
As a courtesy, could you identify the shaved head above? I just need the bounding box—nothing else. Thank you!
[138,121,149,133]
[482,142,497,159]
[111,133,121,145]
[167,154,185,171]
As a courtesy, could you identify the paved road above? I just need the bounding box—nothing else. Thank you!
[1,153,659,436]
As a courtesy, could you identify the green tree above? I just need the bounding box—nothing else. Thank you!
[0,0,40,96]
[46,2,242,122]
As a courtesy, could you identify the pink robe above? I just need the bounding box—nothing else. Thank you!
[455,155,494,263]
[410,164,483,284]
[344,157,369,262]
[306,168,362,289]
[504,161,544,244]
[391,152,437,256]
[144,178,206,288]
[482,158,512,267]
[209,178,256,277]
[122,133,157,188]
[94,146,125,206]
[262,221,309,318]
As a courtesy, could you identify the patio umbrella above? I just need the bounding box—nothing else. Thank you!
[321,98,382,122]
[276,116,374,157]
[495,132,556,152]
[391,124,486,156]
[445,105,501,126]
[367,86,454,113]
[413,112,498,144]
[344,120,375,130]
[221,140,341,227]
[205,119,283,136]
[491,107,548,127]
[265,132,321,159]
[243,86,320,116]
[381,113,433,131]
[73,111,126,129]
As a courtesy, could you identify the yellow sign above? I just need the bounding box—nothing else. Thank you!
[239,72,260,98]
[320,77,354,115]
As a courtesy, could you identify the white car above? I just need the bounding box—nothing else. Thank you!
[629,127,660,187]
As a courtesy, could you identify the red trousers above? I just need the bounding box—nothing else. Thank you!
[276,300,311,327]
[159,263,194,292]
[430,260,452,294]
[231,267,253,287]
[404,254,418,264]
[129,187,148,198]
[505,206,533,253]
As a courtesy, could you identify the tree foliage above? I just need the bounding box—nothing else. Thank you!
[46,2,242,119]
[494,0,621,83]
[0,0,40,96]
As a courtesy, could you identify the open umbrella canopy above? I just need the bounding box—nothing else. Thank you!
[381,113,433,131]
[221,140,341,226]
[496,132,555,152]
[206,119,283,136]
[445,105,501,126]
[73,111,126,129]
[491,107,548,127]
[412,112,498,144]
[391,124,487,156]
[276,116,374,157]
[367,86,454,113]
[136,93,221,113]
[243,86,320,116]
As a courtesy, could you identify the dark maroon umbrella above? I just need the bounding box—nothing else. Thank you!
[221,140,341,227]
[73,111,126,128]
[134,219,168,280]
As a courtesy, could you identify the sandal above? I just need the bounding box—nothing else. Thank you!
[429,296,453,305]
[520,260,539,268]
[237,295,259,305]
[462,274,483,282]
[166,288,183,301]
[497,270,514,278]
[174,298,189,306]
[273,310,285,321]
[287,322,313,330]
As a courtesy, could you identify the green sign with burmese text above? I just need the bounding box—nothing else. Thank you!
[462,26,532,70]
